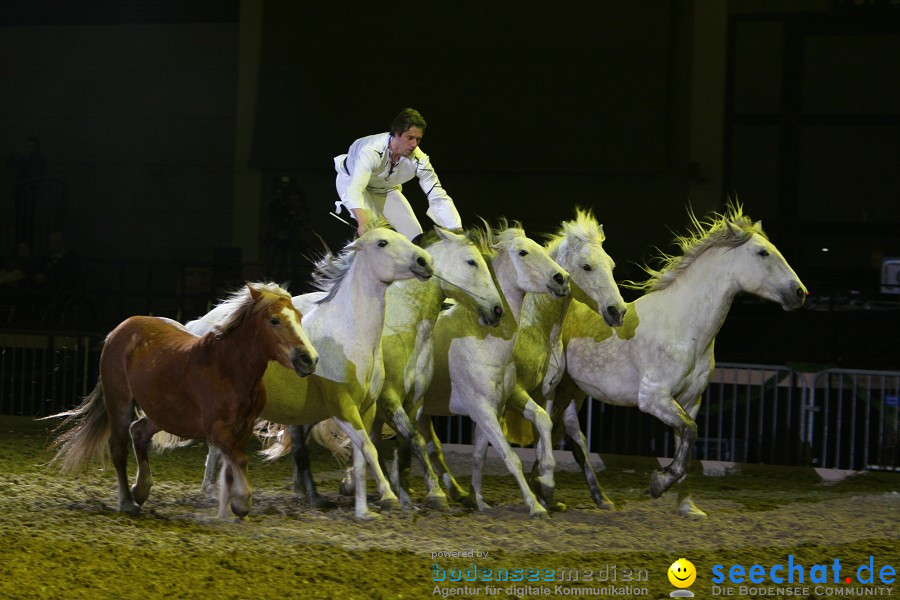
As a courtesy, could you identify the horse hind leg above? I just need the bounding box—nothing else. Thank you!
[417,410,471,507]
[289,424,335,509]
[129,415,160,506]
[103,382,140,514]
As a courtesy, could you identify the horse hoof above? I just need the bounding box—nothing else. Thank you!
[549,501,567,513]
[529,506,549,519]
[596,495,616,510]
[231,498,252,518]
[423,493,450,511]
[338,481,355,497]
[130,483,151,506]
[679,498,707,518]
[380,496,402,511]
[354,510,381,522]
[118,500,141,514]
[475,499,492,512]
[648,470,671,498]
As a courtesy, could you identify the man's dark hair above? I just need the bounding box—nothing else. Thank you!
[389,108,426,136]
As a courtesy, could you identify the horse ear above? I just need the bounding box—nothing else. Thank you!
[753,219,763,231]
[248,284,262,301]
[433,225,454,242]
[726,221,742,238]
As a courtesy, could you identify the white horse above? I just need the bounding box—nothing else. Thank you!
[555,204,807,516]
[500,208,626,510]
[418,220,570,518]
[188,220,434,519]
[269,227,505,510]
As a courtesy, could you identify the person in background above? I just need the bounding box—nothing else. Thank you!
[333,108,462,240]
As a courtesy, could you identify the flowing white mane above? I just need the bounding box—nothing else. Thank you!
[629,203,764,293]
[311,216,392,304]
[212,281,291,335]
[468,217,526,259]
[544,207,606,259]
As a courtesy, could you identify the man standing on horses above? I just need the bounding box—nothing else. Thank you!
[333,108,463,240]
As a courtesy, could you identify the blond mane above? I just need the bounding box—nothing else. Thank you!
[213,282,292,335]
[626,203,764,293]
[311,216,392,304]
[545,207,606,259]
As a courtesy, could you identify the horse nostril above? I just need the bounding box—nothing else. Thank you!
[606,306,618,317]
[795,287,806,299]
[552,273,565,285]
[493,305,503,318]
[416,256,427,267]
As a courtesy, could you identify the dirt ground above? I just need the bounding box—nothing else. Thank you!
[1,414,898,600]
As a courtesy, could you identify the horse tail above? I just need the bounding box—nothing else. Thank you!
[502,409,535,447]
[308,420,352,467]
[255,419,292,462]
[43,380,111,474]
[150,430,195,453]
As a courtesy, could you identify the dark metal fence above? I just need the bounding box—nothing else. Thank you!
[0,331,101,417]
[435,363,900,471]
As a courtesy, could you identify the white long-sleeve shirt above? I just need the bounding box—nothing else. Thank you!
[334,132,462,230]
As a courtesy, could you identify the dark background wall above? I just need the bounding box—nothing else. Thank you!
[0,0,898,368]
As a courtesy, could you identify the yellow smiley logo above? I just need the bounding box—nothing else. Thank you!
[668,558,697,588]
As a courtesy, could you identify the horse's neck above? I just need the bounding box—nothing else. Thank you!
[649,250,738,346]
[491,252,525,323]
[520,292,570,340]
[384,277,444,333]
[207,323,268,392]
[308,261,389,373]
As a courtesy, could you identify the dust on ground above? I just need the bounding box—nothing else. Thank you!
[1,415,897,600]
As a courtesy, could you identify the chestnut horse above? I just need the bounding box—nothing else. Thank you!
[45,282,318,519]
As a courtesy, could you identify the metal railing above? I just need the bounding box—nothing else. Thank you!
[0,331,101,417]
[2,333,897,471]
[434,363,900,471]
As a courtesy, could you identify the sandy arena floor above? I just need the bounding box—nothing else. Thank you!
[1,415,897,599]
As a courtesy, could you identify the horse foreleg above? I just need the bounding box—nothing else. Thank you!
[371,413,412,507]
[470,407,547,519]
[416,409,471,506]
[640,390,698,499]
[333,416,400,519]
[518,393,563,512]
[129,416,160,506]
[468,424,492,511]
[209,425,252,519]
[390,406,447,510]
[203,443,221,499]
[561,399,615,510]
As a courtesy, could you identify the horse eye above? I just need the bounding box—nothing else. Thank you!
[582,264,593,272]
[377,239,389,247]
[466,259,477,266]
[269,317,281,325]
[757,249,769,257]
[518,250,529,256]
